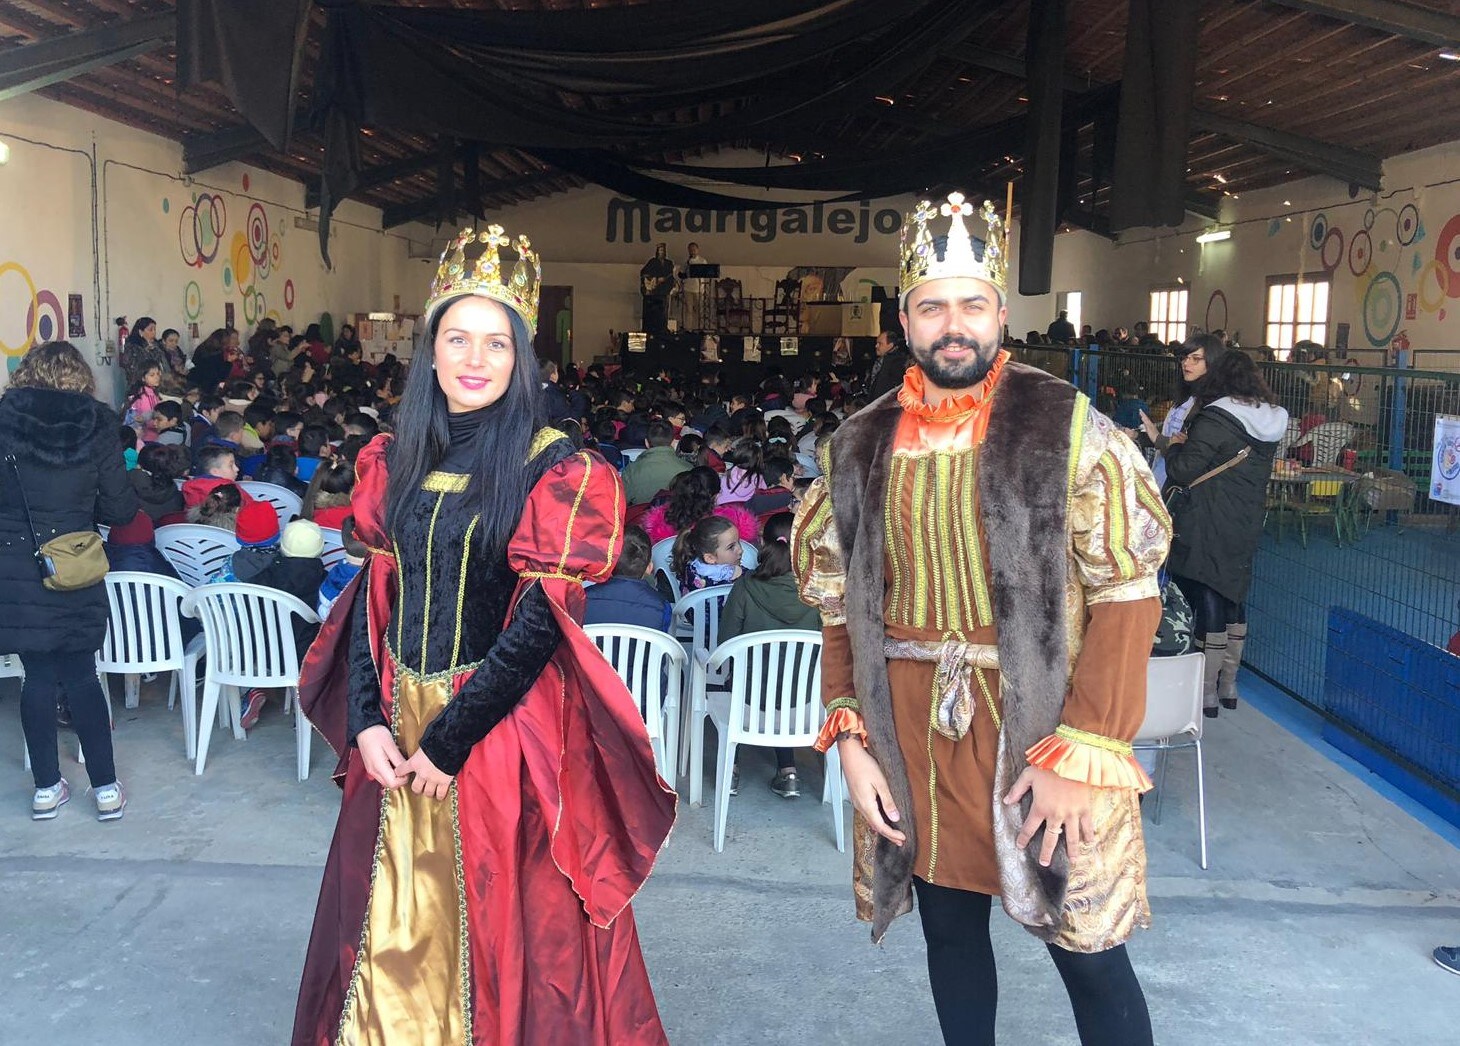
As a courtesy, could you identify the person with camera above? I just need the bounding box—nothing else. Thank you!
[0,342,139,821]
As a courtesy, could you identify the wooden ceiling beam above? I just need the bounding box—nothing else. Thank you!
[1265,1,1460,48]
[382,170,564,229]
[1190,109,1382,188]
[0,10,173,101]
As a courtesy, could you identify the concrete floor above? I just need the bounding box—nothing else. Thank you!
[3,671,1459,1046]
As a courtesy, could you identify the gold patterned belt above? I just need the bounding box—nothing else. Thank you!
[883,637,1001,741]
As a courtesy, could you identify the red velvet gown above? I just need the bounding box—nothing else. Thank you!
[292,433,677,1045]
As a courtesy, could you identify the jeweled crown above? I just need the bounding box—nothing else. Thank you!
[424,224,542,336]
[899,192,1007,301]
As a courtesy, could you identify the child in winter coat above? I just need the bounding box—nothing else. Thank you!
[317,516,366,619]
[584,526,672,632]
[718,513,820,798]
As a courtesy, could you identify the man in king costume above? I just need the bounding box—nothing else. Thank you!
[792,193,1171,1046]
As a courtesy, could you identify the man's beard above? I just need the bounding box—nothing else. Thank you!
[910,332,1001,390]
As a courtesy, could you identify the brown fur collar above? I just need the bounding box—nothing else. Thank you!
[827,361,1080,940]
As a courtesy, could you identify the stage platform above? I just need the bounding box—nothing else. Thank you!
[617,331,877,389]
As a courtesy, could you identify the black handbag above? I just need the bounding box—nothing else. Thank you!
[4,454,109,592]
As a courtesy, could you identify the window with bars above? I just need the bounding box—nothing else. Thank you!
[1264,274,1330,356]
[1148,286,1188,343]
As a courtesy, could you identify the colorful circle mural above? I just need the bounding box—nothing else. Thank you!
[1362,271,1402,346]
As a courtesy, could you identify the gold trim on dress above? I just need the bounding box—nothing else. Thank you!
[422,471,470,494]
[529,426,566,459]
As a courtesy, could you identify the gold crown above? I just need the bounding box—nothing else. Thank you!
[899,192,1007,300]
[424,224,542,336]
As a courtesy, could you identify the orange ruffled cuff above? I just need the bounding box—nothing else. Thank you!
[1025,724,1153,793]
[815,707,868,753]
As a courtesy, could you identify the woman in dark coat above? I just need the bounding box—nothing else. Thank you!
[0,342,139,820]
[1163,349,1288,717]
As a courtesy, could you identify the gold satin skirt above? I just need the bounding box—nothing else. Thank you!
[337,659,472,1045]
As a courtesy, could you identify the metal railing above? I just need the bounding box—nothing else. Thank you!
[1005,343,1460,719]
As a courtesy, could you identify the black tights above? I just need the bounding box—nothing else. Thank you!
[913,879,1153,1046]
[19,651,115,790]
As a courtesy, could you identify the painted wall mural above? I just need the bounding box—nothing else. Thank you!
[0,260,86,373]
[1307,200,1460,347]
[165,175,291,338]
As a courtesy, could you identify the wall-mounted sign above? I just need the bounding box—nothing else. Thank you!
[605,197,903,246]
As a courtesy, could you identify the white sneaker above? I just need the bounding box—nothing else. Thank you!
[94,782,126,822]
[32,778,70,820]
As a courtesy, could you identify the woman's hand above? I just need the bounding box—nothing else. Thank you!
[399,748,454,800]
[1003,766,1094,867]
[839,740,906,846]
[356,724,407,788]
[1138,409,1160,443]
[1167,431,1187,446]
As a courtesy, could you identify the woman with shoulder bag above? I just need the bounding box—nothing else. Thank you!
[1162,347,1288,718]
[0,342,140,820]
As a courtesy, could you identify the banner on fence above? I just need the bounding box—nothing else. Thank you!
[1432,414,1460,506]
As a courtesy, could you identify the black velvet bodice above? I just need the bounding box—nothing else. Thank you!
[345,425,575,774]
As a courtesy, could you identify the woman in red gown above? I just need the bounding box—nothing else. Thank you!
[293,226,676,1045]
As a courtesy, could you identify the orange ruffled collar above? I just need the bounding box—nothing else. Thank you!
[897,349,1010,422]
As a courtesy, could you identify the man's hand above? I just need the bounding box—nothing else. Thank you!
[838,739,906,846]
[356,724,406,789]
[1003,765,1095,867]
[398,748,454,801]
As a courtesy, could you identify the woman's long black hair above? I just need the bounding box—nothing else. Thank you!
[385,295,543,558]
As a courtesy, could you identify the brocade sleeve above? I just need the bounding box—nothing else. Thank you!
[1025,408,1171,790]
[790,463,867,751]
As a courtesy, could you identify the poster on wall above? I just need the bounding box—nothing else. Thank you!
[67,294,85,337]
[1431,415,1460,507]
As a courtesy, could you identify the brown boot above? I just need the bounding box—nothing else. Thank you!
[1200,631,1227,718]
[1218,623,1246,709]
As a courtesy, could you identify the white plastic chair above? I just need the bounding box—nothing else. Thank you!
[650,537,679,601]
[1133,653,1208,870]
[98,572,205,759]
[181,583,320,780]
[621,447,646,463]
[697,629,843,852]
[155,523,240,586]
[237,481,302,527]
[318,527,347,570]
[674,587,733,801]
[584,624,685,783]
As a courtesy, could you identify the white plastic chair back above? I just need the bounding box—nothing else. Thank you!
[237,481,302,527]
[621,447,646,462]
[155,524,240,586]
[182,583,320,779]
[98,572,192,675]
[318,527,347,570]
[183,583,317,689]
[1136,653,1205,742]
[650,536,680,601]
[672,586,730,659]
[706,629,824,748]
[584,624,685,781]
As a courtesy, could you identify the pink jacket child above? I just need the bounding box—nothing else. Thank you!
[639,501,761,546]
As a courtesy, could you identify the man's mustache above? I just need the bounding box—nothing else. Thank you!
[930,334,981,353]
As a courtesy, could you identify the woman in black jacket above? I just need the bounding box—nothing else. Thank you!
[1163,349,1289,718]
[0,342,139,820]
